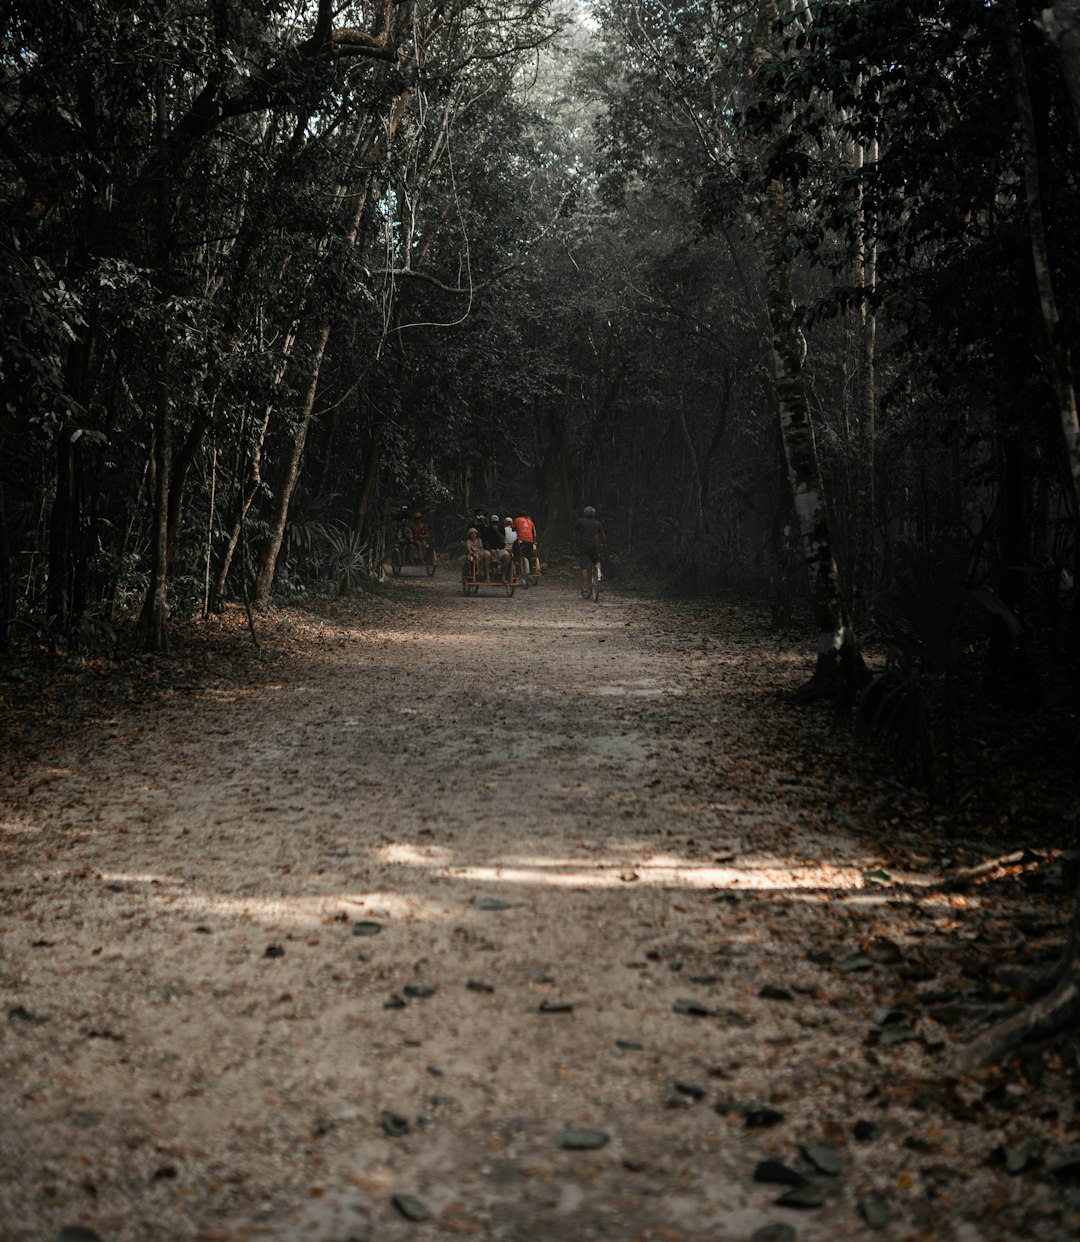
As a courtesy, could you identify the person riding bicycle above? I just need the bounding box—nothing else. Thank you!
[512,513,539,578]
[410,512,430,565]
[572,506,606,596]
[392,505,412,552]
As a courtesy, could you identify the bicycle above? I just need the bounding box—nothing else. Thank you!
[514,546,535,589]
[582,555,603,602]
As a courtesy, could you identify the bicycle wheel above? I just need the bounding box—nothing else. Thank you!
[518,558,530,588]
[461,574,470,596]
[390,544,402,576]
[591,562,602,603]
[426,551,436,577]
[505,580,515,597]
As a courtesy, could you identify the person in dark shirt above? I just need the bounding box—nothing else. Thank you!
[572,506,606,595]
[480,514,511,581]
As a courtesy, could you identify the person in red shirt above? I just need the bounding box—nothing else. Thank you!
[512,513,539,578]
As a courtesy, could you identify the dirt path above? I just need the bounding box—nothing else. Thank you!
[1,571,1076,1242]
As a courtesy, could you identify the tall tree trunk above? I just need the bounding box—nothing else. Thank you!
[252,85,415,606]
[1009,1,1080,513]
[853,131,879,619]
[349,433,381,554]
[1040,0,1080,131]
[0,478,12,648]
[141,372,173,652]
[47,429,77,625]
[139,57,175,652]
[253,325,330,603]
[963,0,1080,1067]
[751,0,857,699]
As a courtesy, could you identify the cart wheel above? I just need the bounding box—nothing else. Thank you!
[426,558,436,577]
[462,575,470,595]
[505,581,515,597]
[391,545,402,576]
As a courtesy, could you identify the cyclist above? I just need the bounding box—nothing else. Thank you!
[512,512,539,579]
[572,506,606,596]
[391,505,412,557]
[410,511,430,565]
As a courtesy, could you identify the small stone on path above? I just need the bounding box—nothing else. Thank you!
[352,921,382,936]
[859,1194,891,1229]
[392,1193,431,1221]
[673,1081,705,1100]
[672,998,709,1017]
[759,985,794,1001]
[475,897,512,911]
[776,1184,825,1209]
[801,1143,841,1176]
[556,1127,610,1150]
[745,1108,785,1128]
[751,1226,797,1242]
[753,1160,807,1187]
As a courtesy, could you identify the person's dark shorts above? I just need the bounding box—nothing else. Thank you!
[580,543,601,564]
[517,540,535,559]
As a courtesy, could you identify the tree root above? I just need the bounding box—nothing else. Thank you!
[961,894,1080,1069]
[960,967,1080,1069]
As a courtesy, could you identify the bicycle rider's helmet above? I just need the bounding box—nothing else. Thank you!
[490,513,499,523]
[583,506,596,517]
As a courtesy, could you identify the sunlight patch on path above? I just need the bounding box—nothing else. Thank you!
[375,846,868,895]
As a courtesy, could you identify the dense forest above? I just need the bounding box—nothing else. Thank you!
[2,2,1080,1055]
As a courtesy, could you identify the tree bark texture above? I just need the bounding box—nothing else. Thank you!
[140,58,175,652]
[960,0,1080,1066]
[252,84,415,605]
[1008,0,1080,516]
[1040,0,1080,132]
[751,0,853,696]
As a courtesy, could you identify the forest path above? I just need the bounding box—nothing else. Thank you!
[0,572,1070,1242]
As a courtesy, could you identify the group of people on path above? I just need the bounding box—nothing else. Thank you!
[390,503,607,589]
[462,506,606,591]
[391,506,431,565]
[463,511,539,582]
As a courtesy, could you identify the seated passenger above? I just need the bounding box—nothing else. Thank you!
[464,527,485,577]
[480,514,511,580]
